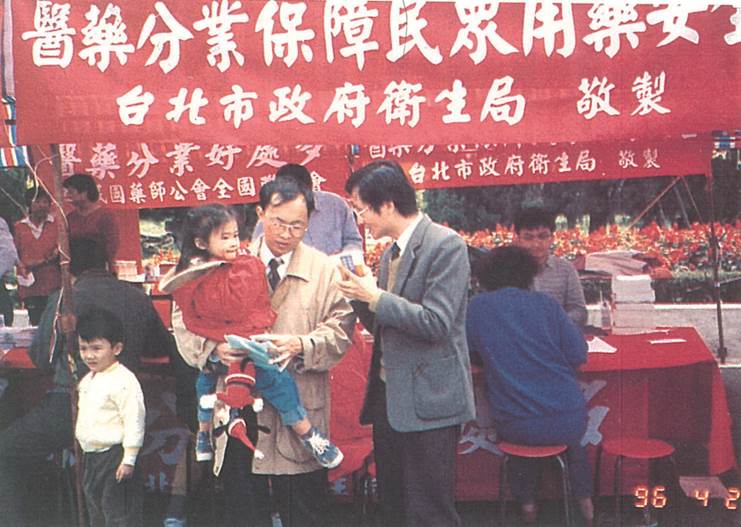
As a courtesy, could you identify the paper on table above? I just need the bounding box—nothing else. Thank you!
[648,338,687,345]
[588,337,617,353]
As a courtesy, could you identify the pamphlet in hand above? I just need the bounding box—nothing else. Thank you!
[225,334,280,371]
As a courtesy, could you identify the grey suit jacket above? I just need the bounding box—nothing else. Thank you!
[355,215,475,432]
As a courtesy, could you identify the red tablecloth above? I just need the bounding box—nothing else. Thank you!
[455,327,736,500]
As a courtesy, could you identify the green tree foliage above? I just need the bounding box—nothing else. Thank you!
[0,168,30,228]
[422,173,721,233]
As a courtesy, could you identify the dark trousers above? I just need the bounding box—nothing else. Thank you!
[369,384,462,527]
[0,281,13,326]
[220,413,329,527]
[82,445,143,527]
[0,391,72,525]
[24,295,49,326]
[497,412,593,502]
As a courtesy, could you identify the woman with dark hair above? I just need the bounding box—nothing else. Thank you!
[466,245,593,525]
[63,173,119,268]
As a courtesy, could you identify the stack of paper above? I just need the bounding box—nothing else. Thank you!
[612,274,656,334]
[612,275,655,303]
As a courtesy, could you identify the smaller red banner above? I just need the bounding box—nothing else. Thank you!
[355,137,711,189]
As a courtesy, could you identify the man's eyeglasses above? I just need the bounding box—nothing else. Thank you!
[347,201,369,217]
[266,217,307,237]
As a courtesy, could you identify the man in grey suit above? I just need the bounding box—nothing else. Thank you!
[338,160,475,527]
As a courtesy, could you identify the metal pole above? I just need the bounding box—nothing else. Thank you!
[705,173,727,363]
[49,144,87,526]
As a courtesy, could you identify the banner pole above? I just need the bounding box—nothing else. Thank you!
[705,172,727,364]
[49,143,87,527]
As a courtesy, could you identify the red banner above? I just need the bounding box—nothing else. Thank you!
[35,142,350,209]
[11,2,740,146]
[355,136,712,188]
[28,136,709,210]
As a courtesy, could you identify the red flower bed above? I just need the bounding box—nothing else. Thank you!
[364,221,741,275]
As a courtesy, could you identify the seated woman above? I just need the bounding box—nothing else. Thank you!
[466,245,593,526]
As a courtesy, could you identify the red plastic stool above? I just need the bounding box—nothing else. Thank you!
[498,442,574,527]
[595,438,678,523]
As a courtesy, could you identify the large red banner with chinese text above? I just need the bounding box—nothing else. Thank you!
[10,2,739,146]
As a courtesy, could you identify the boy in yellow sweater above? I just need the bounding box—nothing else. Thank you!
[75,309,145,526]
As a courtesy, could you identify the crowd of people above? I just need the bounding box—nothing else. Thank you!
[0,164,593,526]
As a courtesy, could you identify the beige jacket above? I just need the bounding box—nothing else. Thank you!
[170,239,355,475]
[159,258,223,370]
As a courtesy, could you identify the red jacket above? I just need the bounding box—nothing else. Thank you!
[173,254,276,342]
[13,216,61,299]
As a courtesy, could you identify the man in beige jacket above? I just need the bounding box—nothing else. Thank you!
[170,177,355,527]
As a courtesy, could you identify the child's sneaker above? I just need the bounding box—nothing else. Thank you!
[300,427,343,469]
[195,430,213,462]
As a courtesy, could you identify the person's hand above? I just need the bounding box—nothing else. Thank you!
[336,265,380,304]
[115,463,134,482]
[213,342,248,365]
[256,335,302,369]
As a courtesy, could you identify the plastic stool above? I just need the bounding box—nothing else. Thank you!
[595,438,678,523]
[498,442,574,526]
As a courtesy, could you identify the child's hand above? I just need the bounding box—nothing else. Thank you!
[115,463,134,482]
[214,342,248,365]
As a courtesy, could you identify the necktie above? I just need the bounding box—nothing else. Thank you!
[390,242,401,261]
[268,258,282,292]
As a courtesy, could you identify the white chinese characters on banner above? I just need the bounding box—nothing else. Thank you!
[435,80,472,124]
[377,81,425,128]
[386,0,442,65]
[450,1,518,64]
[137,1,194,74]
[582,2,646,58]
[256,0,315,67]
[117,85,155,126]
[522,0,575,58]
[78,4,135,72]
[127,143,159,178]
[362,143,666,185]
[480,76,525,125]
[59,143,82,176]
[577,76,619,120]
[166,88,209,125]
[87,142,120,179]
[220,85,259,128]
[192,0,249,72]
[21,2,76,68]
[324,83,371,128]
[63,143,335,207]
[323,0,379,70]
[21,2,738,72]
[269,85,315,124]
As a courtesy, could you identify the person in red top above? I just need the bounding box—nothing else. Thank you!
[161,204,343,469]
[63,173,119,269]
[14,188,61,325]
